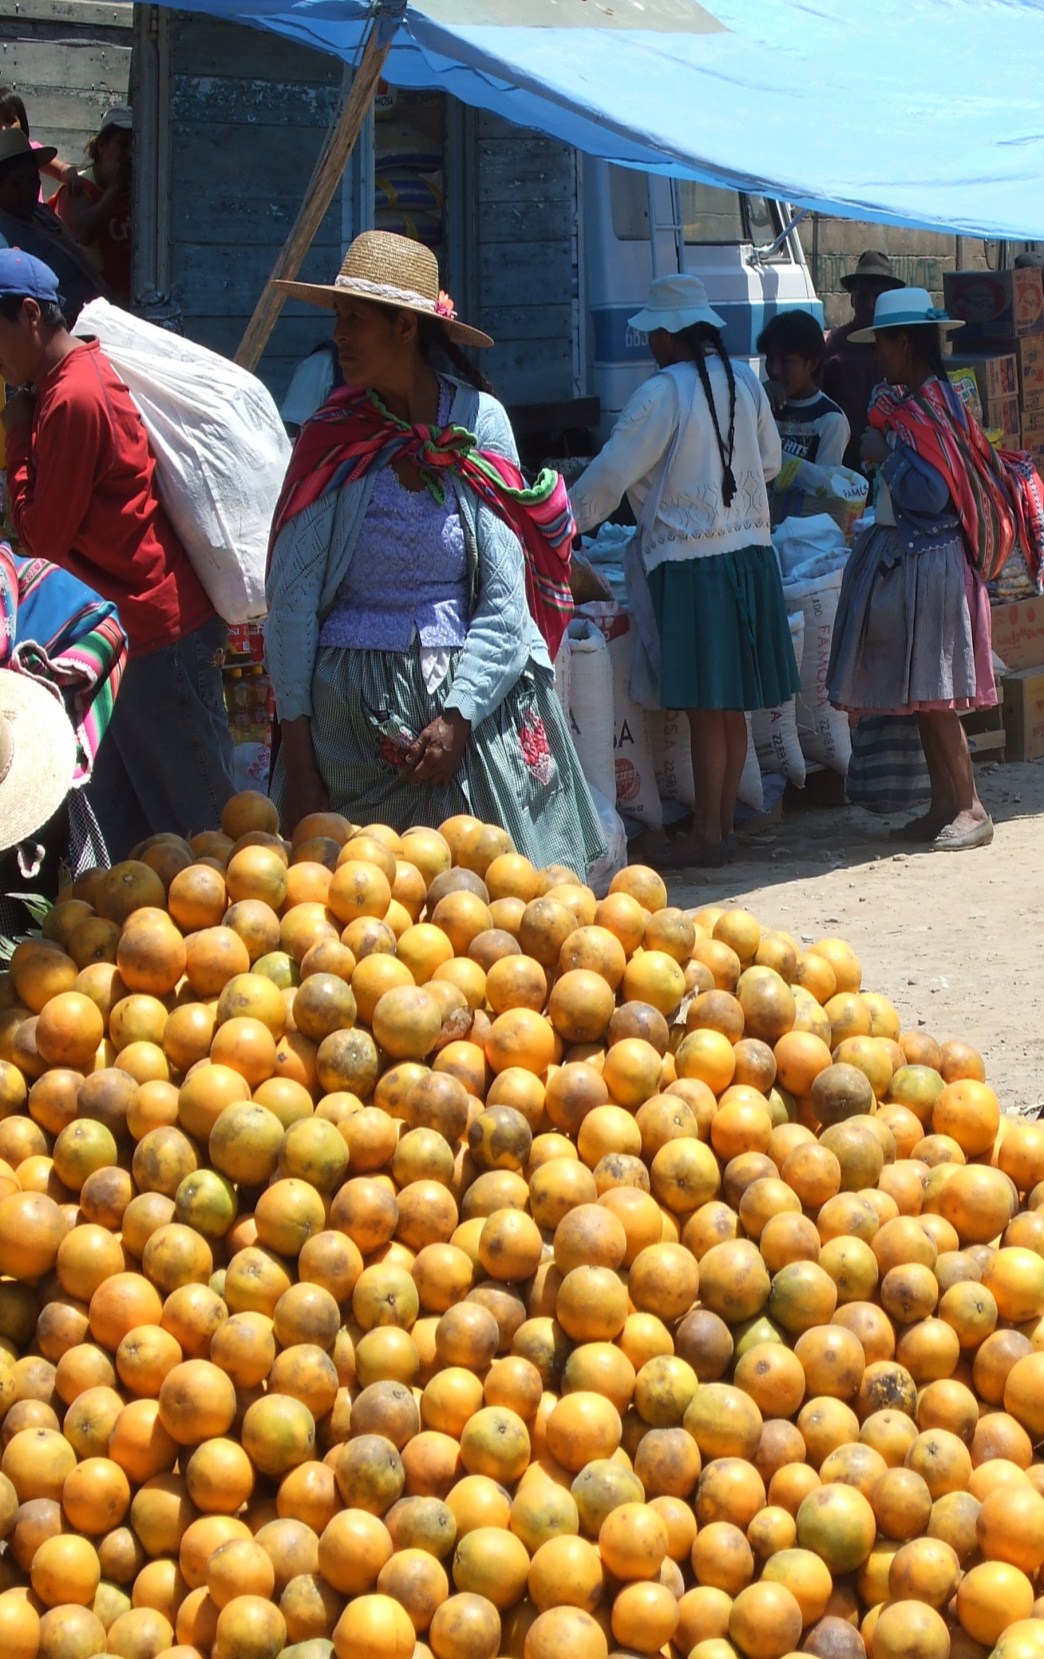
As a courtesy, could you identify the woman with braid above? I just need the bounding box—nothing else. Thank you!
[571,277,798,868]
[265,232,604,875]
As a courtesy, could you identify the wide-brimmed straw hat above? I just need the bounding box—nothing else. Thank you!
[840,250,904,293]
[274,230,493,349]
[0,129,56,171]
[628,274,726,336]
[849,286,965,344]
[0,670,76,851]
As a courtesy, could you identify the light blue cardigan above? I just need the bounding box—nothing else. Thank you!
[264,380,552,726]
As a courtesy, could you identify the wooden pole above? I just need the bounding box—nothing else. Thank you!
[235,16,394,373]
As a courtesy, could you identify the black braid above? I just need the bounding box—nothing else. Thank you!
[675,321,737,508]
[418,316,495,395]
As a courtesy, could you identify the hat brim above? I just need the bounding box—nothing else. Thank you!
[840,272,904,292]
[272,278,493,349]
[3,145,58,170]
[0,672,76,851]
[849,316,965,345]
[627,303,726,335]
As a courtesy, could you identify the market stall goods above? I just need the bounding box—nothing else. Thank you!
[0,792,1041,1659]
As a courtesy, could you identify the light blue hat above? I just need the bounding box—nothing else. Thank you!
[849,286,964,344]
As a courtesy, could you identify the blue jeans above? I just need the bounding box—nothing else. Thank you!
[88,615,235,860]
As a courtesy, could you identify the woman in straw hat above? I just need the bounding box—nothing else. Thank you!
[264,231,604,873]
[570,275,799,869]
[827,287,1014,852]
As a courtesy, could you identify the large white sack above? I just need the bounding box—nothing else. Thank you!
[751,612,807,787]
[564,617,616,806]
[738,714,764,812]
[580,602,662,830]
[651,707,696,810]
[784,567,852,775]
[77,300,290,623]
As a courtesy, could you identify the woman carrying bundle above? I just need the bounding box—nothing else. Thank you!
[827,287,1041,851]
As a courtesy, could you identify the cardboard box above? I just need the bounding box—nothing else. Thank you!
[1021,409,1044,451]
[991,596,1044,670]
[948,351,1018,403]
[944,267,1044,338]
[1002,665,1044,759]
[980,392,1021,448]
[1013,334,1044,404]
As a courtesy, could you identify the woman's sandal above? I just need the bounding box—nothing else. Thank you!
[932,816,994,852]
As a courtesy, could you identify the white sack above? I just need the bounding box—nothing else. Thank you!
[784,567,852,775]
[750,612,807,787]
[77,299,290,623]
[564,617,616,806]
[651,707,696,810]
[580,603,662,830]
[738,714,764,811]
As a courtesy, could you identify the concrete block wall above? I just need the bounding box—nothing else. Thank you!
[800,215,998,330]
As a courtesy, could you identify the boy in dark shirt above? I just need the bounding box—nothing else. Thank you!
[757,310,850,469]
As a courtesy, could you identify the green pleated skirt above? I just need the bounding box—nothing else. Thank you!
[271,643,606,877]
[648,545,801,711]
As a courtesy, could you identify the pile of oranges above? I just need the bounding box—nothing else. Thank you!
[0,792,1041,1659]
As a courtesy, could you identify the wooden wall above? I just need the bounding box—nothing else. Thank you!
[165,14,349,402]
[472,112,578,406]
[0,0,132,187]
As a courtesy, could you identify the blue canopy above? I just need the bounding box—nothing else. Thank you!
[173,0,1044,241]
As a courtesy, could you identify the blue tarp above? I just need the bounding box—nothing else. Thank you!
[173,0,1044,240]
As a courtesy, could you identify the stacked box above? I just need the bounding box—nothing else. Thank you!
[943,267,1044,339]
[946,348,1020,446]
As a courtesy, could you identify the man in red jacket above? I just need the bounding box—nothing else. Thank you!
[0,247,234,858]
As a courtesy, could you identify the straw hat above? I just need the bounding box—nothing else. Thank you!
[0,670,77,851]
[628,275,726,336]
[849,287,965,344]
[275,231,493,349]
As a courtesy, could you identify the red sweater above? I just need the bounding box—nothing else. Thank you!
[6,340,214,656]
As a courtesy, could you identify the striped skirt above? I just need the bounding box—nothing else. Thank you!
[272,643,606,877]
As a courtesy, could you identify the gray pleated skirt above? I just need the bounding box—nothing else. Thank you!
[827,524,997,715]
[271,643,606,877]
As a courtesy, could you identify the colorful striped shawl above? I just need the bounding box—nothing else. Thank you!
[270,386,575,659]
[0,545,128,784]
[867,377,1044,587]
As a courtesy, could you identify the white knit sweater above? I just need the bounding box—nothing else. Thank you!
[571,357,782,569]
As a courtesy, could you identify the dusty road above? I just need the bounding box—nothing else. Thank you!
[668,755,1044,1116]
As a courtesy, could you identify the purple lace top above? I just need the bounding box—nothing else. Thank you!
[319,386,468,652]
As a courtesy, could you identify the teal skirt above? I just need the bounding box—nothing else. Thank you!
[271,643,606,878]
[648,545,801,711]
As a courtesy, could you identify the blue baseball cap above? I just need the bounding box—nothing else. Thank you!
[0,248,61,305]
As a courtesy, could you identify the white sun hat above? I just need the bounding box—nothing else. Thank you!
[628,275,726,336]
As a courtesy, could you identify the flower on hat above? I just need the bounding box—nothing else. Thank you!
[435,290,457,320]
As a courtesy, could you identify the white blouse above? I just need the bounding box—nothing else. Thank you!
[571,357,782,568]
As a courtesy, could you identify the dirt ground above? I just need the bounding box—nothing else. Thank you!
[667,755,1044,1117]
